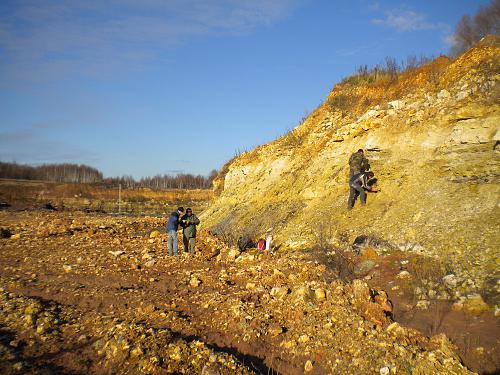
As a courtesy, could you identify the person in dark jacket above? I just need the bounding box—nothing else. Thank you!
[348,149,370,178]
[166,207,184,256]
[180,208,200,254]
[348,171,378,209]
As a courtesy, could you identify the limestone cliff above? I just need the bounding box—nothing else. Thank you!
[201,36,500,289]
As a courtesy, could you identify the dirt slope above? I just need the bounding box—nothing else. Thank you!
[201,36,500,299]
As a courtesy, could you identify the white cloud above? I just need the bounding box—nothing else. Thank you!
[371,8,447,32]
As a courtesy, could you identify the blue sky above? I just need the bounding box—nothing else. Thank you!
[0,0,490,178]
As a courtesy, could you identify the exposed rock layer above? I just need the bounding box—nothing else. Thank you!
[202,36,500,293]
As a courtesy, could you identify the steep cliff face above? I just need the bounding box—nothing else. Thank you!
[201,37,500,286]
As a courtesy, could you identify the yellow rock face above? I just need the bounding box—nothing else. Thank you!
[202,36,500,288]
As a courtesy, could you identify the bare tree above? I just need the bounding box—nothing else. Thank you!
[451,0,500,56]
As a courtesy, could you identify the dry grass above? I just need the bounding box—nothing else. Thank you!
[405,256,447,284]
[0,179,213,202]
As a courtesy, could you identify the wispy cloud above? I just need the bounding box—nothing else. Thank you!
[0,0,300,82]
[371,8,447,32]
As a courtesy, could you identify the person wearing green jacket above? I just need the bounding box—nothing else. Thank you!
[180,208,200,254]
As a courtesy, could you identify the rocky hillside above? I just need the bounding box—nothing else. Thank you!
[201,37,499,294]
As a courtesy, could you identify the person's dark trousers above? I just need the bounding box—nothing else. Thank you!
[348,183,366,209]
[183,235,189,253]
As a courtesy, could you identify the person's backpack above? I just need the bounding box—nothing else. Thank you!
[237,235,253,251]
[257,239,266,250]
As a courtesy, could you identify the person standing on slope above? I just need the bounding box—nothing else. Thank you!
[348,149,370,178]
[181,208,200,254]
[166,207,185,256]
[348,171,378,210]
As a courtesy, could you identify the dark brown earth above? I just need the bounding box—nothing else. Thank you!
[364,252,500,374]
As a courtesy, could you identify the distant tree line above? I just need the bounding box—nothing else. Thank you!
[451,0,500,56]
[104,170,218,190]
[0,161,218,190]
[0,162,103,183]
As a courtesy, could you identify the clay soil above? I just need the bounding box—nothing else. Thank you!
[0,210,493,374]
[364,252,499,374]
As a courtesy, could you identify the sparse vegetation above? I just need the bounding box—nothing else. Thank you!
[328,94,359,113]
[406,256,446,285]
[340,55,433,87]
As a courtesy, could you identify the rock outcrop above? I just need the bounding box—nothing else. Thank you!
[202,36,500,292]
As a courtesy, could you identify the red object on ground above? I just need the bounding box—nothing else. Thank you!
[257,239,266,250]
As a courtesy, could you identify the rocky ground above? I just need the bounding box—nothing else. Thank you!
[1,211,497,374]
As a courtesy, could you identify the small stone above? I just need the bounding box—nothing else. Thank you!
[304,360,313,372]
[270,286,289,300]
[442,274,457,288]
[77,335,88,343]
[380,366,390,375]
[298,334,310,343]
[227,248,241,261]
[131,346,144,357]
[281,340,296,349]
[149,230,160,238]
[352,280,371,303]
[190,276,201,288]
[314,288,326,301]
[456,91,469,101]
[23,314,34,326]
[292,286,315,303]
[36,324,47,334]
[12,362,23,371]
[416,300,430,310]
[273,269,285,277]
[267,324,283,337]
[437,89,451,99]
[109,250,125,257]
[397,270,411,279]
